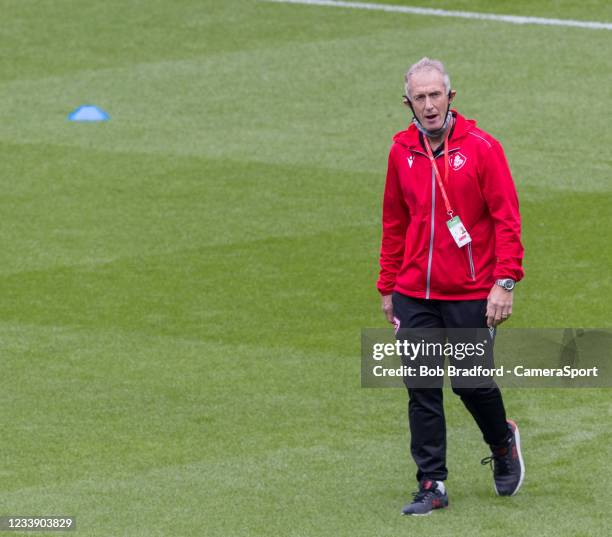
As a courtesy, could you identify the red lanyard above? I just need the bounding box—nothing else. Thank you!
[423,133,454,217]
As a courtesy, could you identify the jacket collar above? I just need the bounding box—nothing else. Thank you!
[392,110,476,152]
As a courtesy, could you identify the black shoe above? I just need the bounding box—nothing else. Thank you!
[481,419,525,496]
[401,479,449,516]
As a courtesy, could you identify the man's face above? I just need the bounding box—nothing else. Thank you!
[407,69,453,131]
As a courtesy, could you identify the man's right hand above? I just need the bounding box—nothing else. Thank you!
[381,294,394,324]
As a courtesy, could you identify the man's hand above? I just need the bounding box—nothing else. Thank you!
[381,294,394,324]
[486,284,513,327]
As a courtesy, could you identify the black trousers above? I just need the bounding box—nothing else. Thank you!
[392,291,510,482]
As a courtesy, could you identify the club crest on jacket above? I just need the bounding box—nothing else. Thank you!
[450,152,467,171]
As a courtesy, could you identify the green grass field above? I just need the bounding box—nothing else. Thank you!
[0,1,610,535]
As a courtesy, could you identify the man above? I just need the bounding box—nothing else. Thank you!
[377,57,525,516]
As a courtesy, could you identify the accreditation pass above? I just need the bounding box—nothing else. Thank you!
[447,216,472,247]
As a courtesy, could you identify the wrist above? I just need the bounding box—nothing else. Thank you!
[495,278,516,291]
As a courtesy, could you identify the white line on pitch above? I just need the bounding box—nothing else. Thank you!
[261,0,612,30]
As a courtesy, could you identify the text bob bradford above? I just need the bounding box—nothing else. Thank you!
[370,340,599,378]
[371,364,599,378]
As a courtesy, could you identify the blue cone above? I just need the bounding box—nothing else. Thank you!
[68,105,110,122]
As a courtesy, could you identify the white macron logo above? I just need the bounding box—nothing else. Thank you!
[407,155,414,168]
[450,152,467,171]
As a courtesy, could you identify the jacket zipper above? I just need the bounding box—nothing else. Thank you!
[467,242,476,280]
[426,164,435,299]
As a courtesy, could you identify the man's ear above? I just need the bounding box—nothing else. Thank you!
[448,89,457,102]
[403,95,416,115]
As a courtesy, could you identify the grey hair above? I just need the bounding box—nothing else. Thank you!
[404,57,451,99]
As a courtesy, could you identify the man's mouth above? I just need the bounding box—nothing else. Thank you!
[424,114,438,122]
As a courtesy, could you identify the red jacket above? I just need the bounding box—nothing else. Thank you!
[377,111,524,300]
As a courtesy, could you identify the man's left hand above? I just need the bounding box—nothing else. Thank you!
[486,284,513,327]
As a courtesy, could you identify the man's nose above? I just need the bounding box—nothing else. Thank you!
[424,96,435,109]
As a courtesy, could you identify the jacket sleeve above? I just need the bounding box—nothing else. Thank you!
[479,141,525,282]
[377,147,410,294]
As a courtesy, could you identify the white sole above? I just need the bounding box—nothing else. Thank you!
[509,419,525,496]
[401,511,433,517]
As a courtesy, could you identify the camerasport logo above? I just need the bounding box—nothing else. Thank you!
[450,152,467,170]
